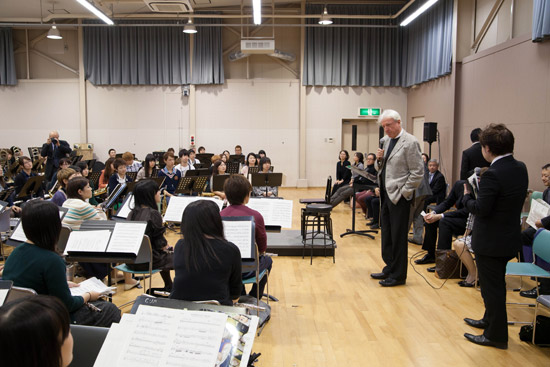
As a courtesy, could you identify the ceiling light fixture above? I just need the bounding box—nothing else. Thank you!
[75,0,114,25]
[47,23,62,40]
[183,18,197,34]
[253,0,262,25]
[318,6,333,25]
[400,0,438,26]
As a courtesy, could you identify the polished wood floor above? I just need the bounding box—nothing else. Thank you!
[94,188,550,366]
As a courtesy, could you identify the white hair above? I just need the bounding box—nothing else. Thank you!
[377,109,401,125]
[428,159,439,165]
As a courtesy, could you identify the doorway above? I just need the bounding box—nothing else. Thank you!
[341,119,380,156]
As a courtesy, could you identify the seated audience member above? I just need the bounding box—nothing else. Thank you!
[188,149,200,166]
[333,150,352,194]
[330,152,366,206]
[241,152,258,177]
[127,180,174,291]
[3,201,121,327]
[170,200,242,305]
[356,153,378,214]
[98,157,115,189]
[252,157,278,197]
[258,150,266,159]
[519,163,550,298]
[221,175,273,299]
[75,161,98,205]
[424,159,446,208]
[158,152,181,197]
[108,158,133,195]
[209,160,228,199]
[50,168,76,206]
[198,146,206,154]
[415,180,469,268]
[48,158,71,191]
[175,149,195,176]
[0,295,74,367]
[123,151,141,173]
[108,148,116,159]
[136,153,156,181]
[366,188,381,229]
[460,128,490,180]
[14,156,44,200]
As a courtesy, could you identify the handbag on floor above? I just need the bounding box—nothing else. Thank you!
[519,315,550,345]
[434,250,466,279]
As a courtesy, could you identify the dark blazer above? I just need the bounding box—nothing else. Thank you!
[463,156,528,257]
[540,188,550,229]
[426,170,446,205]
[41,140,71,180]
[433,180,469,219]
[335,160,351,184]
[107,173,133,195]
[460,143,490,180]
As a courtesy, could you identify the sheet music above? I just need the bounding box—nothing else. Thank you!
[0,289,8,306]
[163,196,224,222]
[107,222,147,254]
[94,322,127,367]
[116,305,227,367]
[10,209,66,243]
[117,195,134,219]
[527,199,550,229]
[246,198,293,228]
[64,230,111,254]
[70,277,115,297]
[223,220,253,258]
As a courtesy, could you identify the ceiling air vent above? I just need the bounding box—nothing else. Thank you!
[143,0,193,13]
[240,39,275,54]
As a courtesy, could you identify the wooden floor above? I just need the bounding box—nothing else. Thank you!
[102,188,550,366]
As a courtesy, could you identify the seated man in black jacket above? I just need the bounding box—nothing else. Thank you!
[424,159,446,208]
[14,156,44,201]
[415,179,469,268]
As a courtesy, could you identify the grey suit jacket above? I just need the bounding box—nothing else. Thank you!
[377,130,424,204]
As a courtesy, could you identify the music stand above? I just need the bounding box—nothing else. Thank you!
[251,173,283,197]
[151,168,159,178]
[152,152,165,169]
[86,159,96,171]
[126,172,137,181]
[248,166,259,175]
[229,155,245,164]
[71,155,83,165]
[213,174,230,192]
[151,177,165,188]
[16,176,46,200]
[192,176,208,194]
[88,171,101,188]
[31,157,45,172]
[7,161,20,179]
[340,183,378,239]
[226,162,240,174]
[0,188,14,202]
[184,169,199,177]
[175,177,195,195]
[196,153,214,165]
[196,168,210,176]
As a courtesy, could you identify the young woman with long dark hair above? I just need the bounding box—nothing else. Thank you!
[333,150,351,193]
[136,153,156,181]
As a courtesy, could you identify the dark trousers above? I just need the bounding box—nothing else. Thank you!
[521,227,550,293]
[365,196,380,224]
[380,191,411,281]
[422,216,467,256]
[243,255,273,299]
[476,254,514,343]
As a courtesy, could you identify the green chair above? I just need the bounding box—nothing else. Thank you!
[506,229,550,323]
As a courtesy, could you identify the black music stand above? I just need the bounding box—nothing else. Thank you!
[71,155,83,165]
[86,159,96,171]
[184,169,199,177]
[175,177,195,195]
[251,173,283,197]
[151,177,165,188]
[192,176,208,194]
[152,152,165,169]
[16,175,46,200]
[229,154,245,164]
[196,153,214,165]
[88,171,101,188]
[213,174,230,192]
[226,161,240,174]
[340,183,378,239]
[126,172,137,181]
[248,166,259,175]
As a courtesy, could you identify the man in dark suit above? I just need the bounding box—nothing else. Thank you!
[519,163,550,298]
[41,130,71,182]
[424,159,446,207]
[371,109,424,287]
[415,179,469,265]
[460,128,490,180]
[462,124,528,349]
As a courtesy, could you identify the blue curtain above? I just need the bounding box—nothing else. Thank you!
[83,21,190,85]
[0,28,17,86]
[303,0,453,87]
[533,0,550,42]
[192,16,224,85]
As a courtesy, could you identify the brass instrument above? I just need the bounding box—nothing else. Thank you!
[94,187,108,196]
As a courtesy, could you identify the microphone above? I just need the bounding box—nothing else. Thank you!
[474,167,481,176]
[379,138,384,149]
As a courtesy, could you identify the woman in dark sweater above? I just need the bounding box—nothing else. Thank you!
[2,200,120,327]
[333,150,351,193]
[127,179,174,291]
[170,200,242,305]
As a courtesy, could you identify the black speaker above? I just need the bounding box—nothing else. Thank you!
[423,122,437,143]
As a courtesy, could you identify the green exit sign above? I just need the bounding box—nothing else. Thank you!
[358,107,381,117]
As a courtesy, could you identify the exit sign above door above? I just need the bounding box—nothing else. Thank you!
[358,107,381,117]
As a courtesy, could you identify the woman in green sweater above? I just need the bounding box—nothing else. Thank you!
[2,200,120,327]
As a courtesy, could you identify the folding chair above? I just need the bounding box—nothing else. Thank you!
[533,295,550,346]
[5,286,37,303]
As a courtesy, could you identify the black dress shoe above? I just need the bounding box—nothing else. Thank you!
[458,280,475,288]
[519,287,538,299]
[366,220,375,225]
[370,223,380,230]
[370,272,389,280]
[464,333,507,349]
[464,318,488,329]
[427,266,436,273]
[415,254,435,265]
[379,278,406,287]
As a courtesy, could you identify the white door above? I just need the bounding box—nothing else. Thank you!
[341,119,379,156]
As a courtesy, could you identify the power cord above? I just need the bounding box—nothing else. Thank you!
[409,244,467,290]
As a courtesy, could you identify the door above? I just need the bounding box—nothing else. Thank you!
[412,116,426,153]
[341,119,379,156]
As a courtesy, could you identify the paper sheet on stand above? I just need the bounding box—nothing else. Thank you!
[164,196,224,222]
[64,230,111,254]
[107,222,146,254]
[246,198,293,228]
[223,220,253,258]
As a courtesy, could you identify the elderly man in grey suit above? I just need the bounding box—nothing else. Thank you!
[371,110,424,286]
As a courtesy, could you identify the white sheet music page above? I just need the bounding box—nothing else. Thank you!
[246,198,293,228]
[107,222,147,254]
[9,222,28,242]
[223,220,253,258]
[70,277,114,297]
[116,305,227,367]
[164,196,224,222]
[117,194,134,219]
[64,230,111,254]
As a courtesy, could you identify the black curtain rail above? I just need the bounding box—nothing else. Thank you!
[2,23,399,29]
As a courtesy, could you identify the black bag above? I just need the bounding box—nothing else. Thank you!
[434,250,467,279]
[519,315,550,345]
